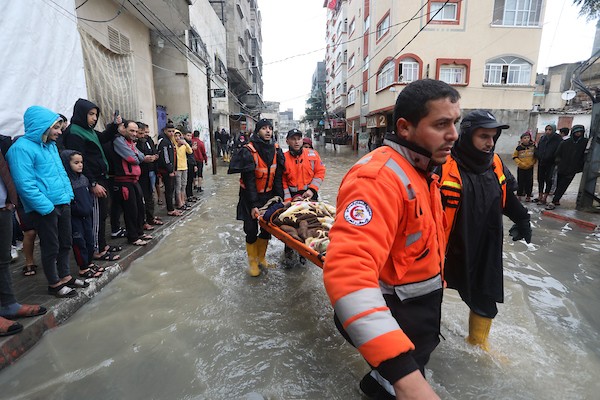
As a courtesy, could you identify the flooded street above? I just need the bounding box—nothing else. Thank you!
[0,143,599,399]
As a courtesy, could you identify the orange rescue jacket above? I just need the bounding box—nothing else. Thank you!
[282,148,326,201]
[239,142,280,193]
[440,154,507,242]
[323,145,446,368]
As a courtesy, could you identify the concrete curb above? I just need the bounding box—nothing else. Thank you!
[541,210,599,231]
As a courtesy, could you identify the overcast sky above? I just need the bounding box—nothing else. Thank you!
[258,0,597,119]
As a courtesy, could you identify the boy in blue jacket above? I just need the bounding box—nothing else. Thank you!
[7,106,87,298]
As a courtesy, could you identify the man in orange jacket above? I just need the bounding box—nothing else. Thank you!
[282,128,326,265]
[282,129,326,202]
[323,79,461,400]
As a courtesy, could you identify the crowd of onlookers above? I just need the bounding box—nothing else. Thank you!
[512,123,588,209]
[0,99,209,337]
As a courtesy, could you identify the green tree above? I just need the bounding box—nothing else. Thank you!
[574,0,600,20]
[304,92,325,128]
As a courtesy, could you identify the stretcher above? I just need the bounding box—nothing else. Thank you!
[259,217,325,268]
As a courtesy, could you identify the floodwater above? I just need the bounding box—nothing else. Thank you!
[0,143,599,400]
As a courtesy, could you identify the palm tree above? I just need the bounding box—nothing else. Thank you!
[574,0,600,20]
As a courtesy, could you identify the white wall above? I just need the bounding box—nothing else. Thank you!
[188,1,228,147]
[0,0,87,137]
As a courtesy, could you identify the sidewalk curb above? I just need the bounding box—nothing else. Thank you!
[541,210,599,231]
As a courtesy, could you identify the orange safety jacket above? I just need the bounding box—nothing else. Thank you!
[323,145,446,368]
[239,142,279,193]
[440,154,507,242]
[282,148,326,201]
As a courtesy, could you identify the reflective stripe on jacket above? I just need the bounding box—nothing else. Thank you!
[282,148,326,201]
[323,145,446,368]
[239,142,279,193]
[440,154,506,242]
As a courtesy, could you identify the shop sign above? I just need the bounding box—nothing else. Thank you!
[366,114,387,128]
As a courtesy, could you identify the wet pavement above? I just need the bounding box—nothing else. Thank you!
[1,146,599,372]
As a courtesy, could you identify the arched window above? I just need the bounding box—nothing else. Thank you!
[484,56,532,85]
[377,60,395,90]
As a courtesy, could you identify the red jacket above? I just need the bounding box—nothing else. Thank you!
[191,137,207,163]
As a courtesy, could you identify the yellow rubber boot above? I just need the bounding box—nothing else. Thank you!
[246,242,260,277]
[466,311,492,351]
[256,238,277,269]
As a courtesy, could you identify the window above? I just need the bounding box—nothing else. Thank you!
[349,54,355,69]
[399,57,419,83]
[484,56,531,85]
[364,16,370,32]
[492,0,542,27]
[348,87,356,105]
[349,18,356,35]
[336,84,342,97]
[362,90,369,105]
[436,59,470,85]
[377,60,395,90]
[439,66,465,84]
[376,13,390,40]
[430,1,458,22]
[363,56,369,72]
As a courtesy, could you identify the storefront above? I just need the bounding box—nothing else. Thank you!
[366,111,392,151]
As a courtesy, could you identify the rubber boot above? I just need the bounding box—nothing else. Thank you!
[246,242,260,277]
[466,311,492,351]
[256,238,277,269]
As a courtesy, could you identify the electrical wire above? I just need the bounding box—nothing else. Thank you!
[77,0,126,23]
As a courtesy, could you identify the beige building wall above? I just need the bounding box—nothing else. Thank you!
[344,0,544,124]
[77,0,158,136]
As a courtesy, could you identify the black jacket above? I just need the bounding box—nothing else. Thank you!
[555,135,588,175]
[535,133,562,165]
[63,99,110,184]
[229,134,285,220]
[136,136,157,174]
[156,133,175,174]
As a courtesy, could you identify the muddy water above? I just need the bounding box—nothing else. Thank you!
[0,143,598,399]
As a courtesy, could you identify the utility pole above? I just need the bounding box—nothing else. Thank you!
[207,65,217,175]
[576,100,600,211]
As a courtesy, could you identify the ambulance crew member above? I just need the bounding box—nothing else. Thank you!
[323,79,461,400]
[228,119,285,277]
[440,110,532,351]
[282,128,326,202]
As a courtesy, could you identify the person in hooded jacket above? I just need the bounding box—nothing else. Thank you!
[546,124,589,210]
[440,109,532,352]
[228,119,285,277]
[62,99,116,260]
[533,124,562,205]
[6,106,88,298]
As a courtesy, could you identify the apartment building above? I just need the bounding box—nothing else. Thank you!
[325,0,545,153]
[212,0,264,133]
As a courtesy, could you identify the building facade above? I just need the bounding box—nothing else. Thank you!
[211,0,264,133]
[325,0,545,152]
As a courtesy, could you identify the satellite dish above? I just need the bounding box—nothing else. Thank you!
[561,90,576,101]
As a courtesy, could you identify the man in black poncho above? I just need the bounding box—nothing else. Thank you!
[228,119,285,276]
[440,110,532,351]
